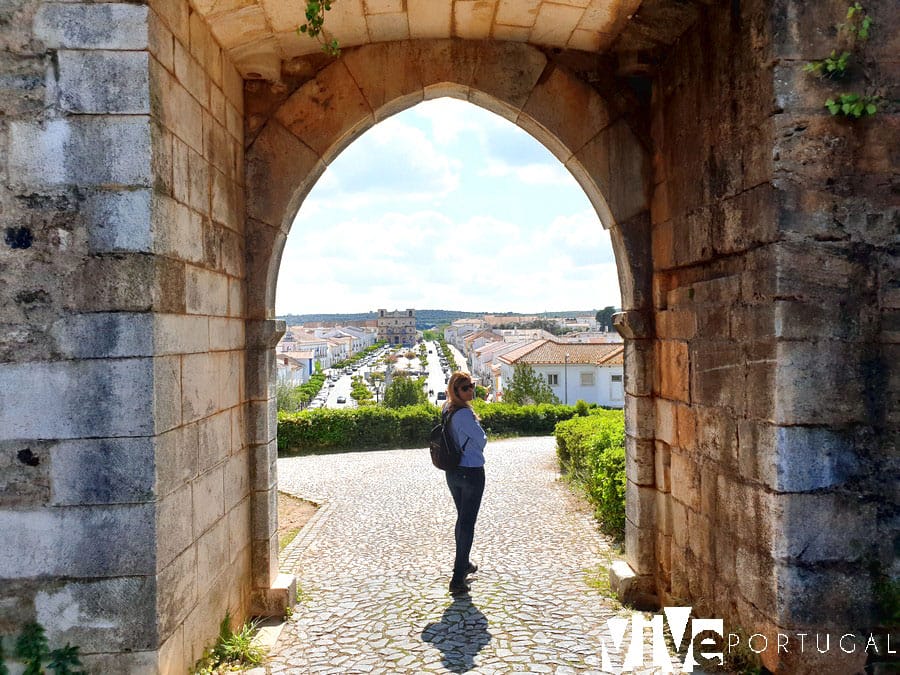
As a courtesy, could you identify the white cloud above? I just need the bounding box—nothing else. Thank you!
[276,98,621,316]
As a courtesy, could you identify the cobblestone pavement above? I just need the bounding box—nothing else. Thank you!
[269,436,632,674]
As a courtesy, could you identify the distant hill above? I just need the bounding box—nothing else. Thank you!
[277,309,600,331]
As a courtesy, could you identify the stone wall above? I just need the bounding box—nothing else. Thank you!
[647,0,897,671]
[0,0,264,670]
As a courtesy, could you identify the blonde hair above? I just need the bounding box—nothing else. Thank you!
[446,372,473,412]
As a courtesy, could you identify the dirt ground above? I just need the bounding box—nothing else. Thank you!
[277,492,318,548]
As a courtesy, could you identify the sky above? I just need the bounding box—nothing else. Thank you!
[275,97,621,316]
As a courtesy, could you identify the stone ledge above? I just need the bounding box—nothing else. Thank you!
[609,559,659,611]
[250,573,296,617]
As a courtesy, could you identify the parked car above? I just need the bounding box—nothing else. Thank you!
[436,392,447,401]
[336,396,347,404]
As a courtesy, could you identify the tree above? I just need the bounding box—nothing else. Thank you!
[383,373,426,408]
[504,363,560,406]
[595,306,619,331]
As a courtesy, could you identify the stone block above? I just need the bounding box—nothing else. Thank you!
[50,437,154,506]
[654,441,671,493]
[624,518,656,577]
[82,188,152,253]
[58,50,149,114]
[670,450,700,512]
[343,42,424,122]
[246,121,324,228]
[154,355,183,434]
[275,60,372,160]
[198,410,231,472]
[149,9,175,71]
[0,504,154,578]
[774,341,867,425]
[624,479,657,528]
[716,475,756,545]
[675,403,696,453]
[218,224,243,278]
[193,465,225,538]
[231,406,247,455]
[153,313,210,355]
[157,482,193,569]
[715,183,778,256]
[247,398,277,445]
[197,516,229,588]
[211,169,241,233]
[658,340,690,403]
[187,147,211,216]
[408,0,451,37]
[621,391,652,440]
[35,576,156,652]
[522,65,611,162]
[155,424,199,498]
[690,341,743,412]
[625,435,655,486]
[174,39,208,108]
[735,547,775,616]
[470,42,547,120]
[0,359,153,440]
[209,317,244,352]
[251,531,279,588]
[775,563,875,630]
[761,425,857,492]
[772,492,878,563]
[51,312,153,359]
[694,405,738,463]
[224,449,249,511]
[182,583,230,665]
[153,60,203,153]
[250,572,297,617]
[158,544,197,637]
[654,396,677,446]
[228,277,244,318]
[657,309,697,340]
[158,625,186,674]
[227,496,251,562]
[608,559,658,611]
[656,491,673,537]
[217,351,243,410]
[204,114,234,179]
[0,441,51,507]
[624,338,653,397]
[249,440,277,492]
[607,120,650,225]
[152,193,204,263]
[8,118,151,188]
[185,265,229,316]
[34,3,149,49]
[251,486,278,543]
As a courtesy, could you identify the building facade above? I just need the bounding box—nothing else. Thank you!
[377,309,417,346]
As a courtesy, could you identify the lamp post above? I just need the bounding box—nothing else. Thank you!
[564,353,570,405]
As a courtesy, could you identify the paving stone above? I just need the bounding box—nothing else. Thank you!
[269,438,633,673]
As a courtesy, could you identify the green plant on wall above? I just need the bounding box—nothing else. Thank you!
[0,622,84,675]
[804,1,881,119]
[298,1,340,56]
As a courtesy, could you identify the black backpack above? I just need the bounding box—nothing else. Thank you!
[429,408,468,470]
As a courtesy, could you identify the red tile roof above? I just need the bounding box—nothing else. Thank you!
[502,340,623,366]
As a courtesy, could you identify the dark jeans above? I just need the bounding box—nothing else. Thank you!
[445,465,485,582]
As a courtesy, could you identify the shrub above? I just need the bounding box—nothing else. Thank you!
[555,409,626,539]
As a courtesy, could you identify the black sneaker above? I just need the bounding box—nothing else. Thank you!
[466,562,478,576]
[449,579,470,595]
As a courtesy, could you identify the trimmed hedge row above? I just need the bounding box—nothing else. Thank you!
[277,401,599,454]
[278,404,441,453]
[554,409,626,539]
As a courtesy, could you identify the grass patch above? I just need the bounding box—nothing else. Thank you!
[279,528,301,552]
[192,611,266,674]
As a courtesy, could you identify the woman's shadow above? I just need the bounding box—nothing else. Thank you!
[421,594,492,673]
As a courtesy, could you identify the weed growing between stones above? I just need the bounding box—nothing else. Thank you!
[192,612,265,674]
[0,622,84,675]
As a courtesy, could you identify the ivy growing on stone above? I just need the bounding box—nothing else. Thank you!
[804,1,881,119]
[297,1,340,56]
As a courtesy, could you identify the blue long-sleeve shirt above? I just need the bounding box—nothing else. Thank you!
[445,405,487,467]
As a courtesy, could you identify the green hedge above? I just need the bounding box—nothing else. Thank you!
[278,404,441,453]
[554,409,626,539]
[277,402,600,454]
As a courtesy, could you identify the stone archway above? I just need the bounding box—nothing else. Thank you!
[242,39,656,622]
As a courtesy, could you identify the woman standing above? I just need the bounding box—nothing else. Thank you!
[443,372,487,595]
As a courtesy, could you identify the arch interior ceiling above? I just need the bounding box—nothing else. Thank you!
[197,0,706,81]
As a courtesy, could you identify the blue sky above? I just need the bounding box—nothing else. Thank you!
[275,97,620,315]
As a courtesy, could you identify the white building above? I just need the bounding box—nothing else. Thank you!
[276,351,313,386]
[497,339,624,408]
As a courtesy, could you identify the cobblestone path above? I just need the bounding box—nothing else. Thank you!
[269,436,624,674]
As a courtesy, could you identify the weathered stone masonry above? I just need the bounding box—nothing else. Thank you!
[0,0,896,672]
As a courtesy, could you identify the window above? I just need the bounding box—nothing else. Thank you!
[580,372,595,386]
[611,374,623,382]
[546,373,559,386]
